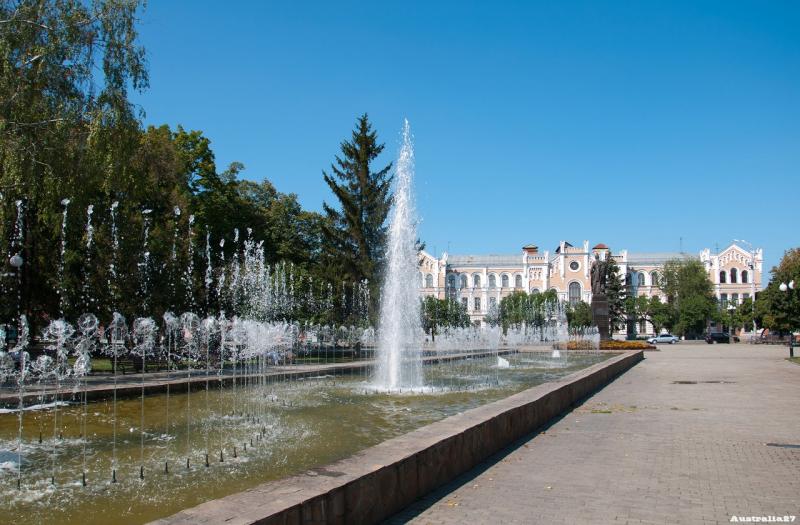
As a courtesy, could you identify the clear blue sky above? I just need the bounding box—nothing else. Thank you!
[131,1,799,275]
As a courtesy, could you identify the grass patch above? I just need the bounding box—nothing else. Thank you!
[787,357,800,366]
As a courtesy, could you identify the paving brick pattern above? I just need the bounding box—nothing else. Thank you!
[387,344,800,525]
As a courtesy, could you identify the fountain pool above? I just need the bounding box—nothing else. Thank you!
[0,352,609,524]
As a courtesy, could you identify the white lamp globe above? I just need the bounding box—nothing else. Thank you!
[779,282,788,292]
[9,254,23,268]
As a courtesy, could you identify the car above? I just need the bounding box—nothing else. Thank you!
[705,332,739,344]
[647,333,679,344]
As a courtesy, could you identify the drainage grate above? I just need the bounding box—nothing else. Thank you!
[766,443,800,449]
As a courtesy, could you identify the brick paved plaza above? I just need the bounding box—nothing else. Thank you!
[387,344,800,525]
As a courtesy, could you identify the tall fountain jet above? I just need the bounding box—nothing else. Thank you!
[374,119,423,390]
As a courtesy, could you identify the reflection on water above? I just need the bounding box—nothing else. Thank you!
[0,352,608,525]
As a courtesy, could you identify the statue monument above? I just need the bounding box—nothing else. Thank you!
[590,255,611,340]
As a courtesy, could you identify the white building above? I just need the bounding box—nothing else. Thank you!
[419,241,763,336]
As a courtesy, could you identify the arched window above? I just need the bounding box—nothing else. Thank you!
[488,274,497,288]
[719,271,726,284]
[650,271,659,287]
[741,270,748,284]
[425,274,433,288]
[473,274,481,288]
[501,274,509,288]
[448,275,456,288]
[460,275,468,289]
[730,268,738,283]
[638,272,645,287]
[515,275,523,288]
[568,282,581,305]
[531,288,540,294]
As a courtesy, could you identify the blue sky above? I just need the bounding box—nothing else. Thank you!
[131,1,798,275]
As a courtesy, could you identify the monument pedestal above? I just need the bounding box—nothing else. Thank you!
[591,293,610,341]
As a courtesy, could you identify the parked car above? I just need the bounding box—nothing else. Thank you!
[705,332,739,344]
[647,333,680,344]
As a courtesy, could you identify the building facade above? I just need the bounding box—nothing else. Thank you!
[419,241,763,336]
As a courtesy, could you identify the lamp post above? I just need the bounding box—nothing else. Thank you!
[778,280,795,358]
[726,303,737,343]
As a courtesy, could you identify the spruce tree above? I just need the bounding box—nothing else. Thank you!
[321,114,392,321]
[605,257,627,331]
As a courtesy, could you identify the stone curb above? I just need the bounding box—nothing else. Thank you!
[152,350,644,525]
[151,350,643,525]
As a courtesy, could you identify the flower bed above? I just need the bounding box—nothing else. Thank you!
[599,340,656,350]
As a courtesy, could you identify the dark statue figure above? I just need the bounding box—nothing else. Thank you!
[590,257,608,295]
[590,255,611,340]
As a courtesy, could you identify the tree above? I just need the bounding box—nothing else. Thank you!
[625,295,675,336]
[321,114,392,322]
[497,289,559,333]
[647,296,674,335]
[0,0,147,326]
[566,301,593,329]
[604,257,626,330]
[420,296,469,341]
[660,258,716,337]
[755,248,800,333]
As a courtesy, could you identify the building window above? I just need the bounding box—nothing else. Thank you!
[448,275,456,289]
[488,274,496,288]
[473,274,481,288]
[515,275,522,288]
[569,261,579,271]
[731,293,739,305]
[461,297,468,309]
[741,270,748,284]
[489,296,497,308]
[650,271,659,287]
[719,271,726,284]
[501,274,509,288]
[568,282,581,306]
[730,268,738,283]
[425,273,433,288]
[474,297,481,312]
[720,293,728,307]
[639,320,647,334]
[460,275,468,289]
[638,272,645,287]
[531,288,540,294]
[743,293,750,301]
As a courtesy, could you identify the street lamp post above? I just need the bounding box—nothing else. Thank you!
[779,280,796,358]
[727,303,736,343]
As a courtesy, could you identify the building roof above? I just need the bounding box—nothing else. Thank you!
[593,243,609,250]
[554,241,573,254]
[447,254,521,267]
[626,252,697,265]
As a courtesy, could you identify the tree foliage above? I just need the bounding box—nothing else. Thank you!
[604,257,626,330]
[420,296,470,341]
[497,290,559,333]
[659,258,716,336]
[321,114,392,323]
[755,248,800,332]
[566,300,593,329]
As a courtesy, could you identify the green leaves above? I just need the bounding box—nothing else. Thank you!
[321,114,393,323]
[421,296,470,339]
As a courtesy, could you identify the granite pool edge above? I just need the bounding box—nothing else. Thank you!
[151,350,644,525]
